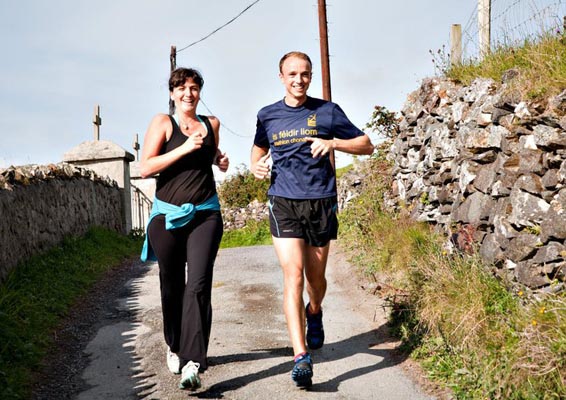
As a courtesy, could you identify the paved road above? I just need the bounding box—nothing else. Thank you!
[75,245,436,400]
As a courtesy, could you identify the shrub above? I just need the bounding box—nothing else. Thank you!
[218,164,269,208]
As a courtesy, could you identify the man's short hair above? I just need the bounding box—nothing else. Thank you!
[279,51,312,73]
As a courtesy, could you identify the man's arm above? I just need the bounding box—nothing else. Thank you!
[333,134,374,155]
[306,134,374,158]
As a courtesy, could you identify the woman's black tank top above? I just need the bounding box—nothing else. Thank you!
[155,115,217,206]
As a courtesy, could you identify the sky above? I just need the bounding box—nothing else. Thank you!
[1,0,564,174]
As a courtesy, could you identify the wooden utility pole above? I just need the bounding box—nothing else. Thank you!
[169,45,177,115]
[317,0,335,168]
[450,24,462,66]
[318,0,331,101]
[93,104,101,140]
[478,0,491,59]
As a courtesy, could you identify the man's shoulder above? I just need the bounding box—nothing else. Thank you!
[258,99,283,115]
[305,96,336,110]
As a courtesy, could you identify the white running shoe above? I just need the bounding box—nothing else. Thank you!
[166,348,181,374]
[179,360,201,390]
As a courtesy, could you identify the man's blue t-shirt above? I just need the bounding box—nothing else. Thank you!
[254,96,365,200]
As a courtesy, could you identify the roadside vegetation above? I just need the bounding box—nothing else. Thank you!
[339,151,566,399]
[338,29,566,399]
[217,164,272,247]
[220,218,272,248]
[217,164,269,208]
[435,29,566,100]
[0,227,143,400]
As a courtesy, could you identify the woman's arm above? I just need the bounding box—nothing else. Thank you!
[208,115,229,172]
[139,114,204,178]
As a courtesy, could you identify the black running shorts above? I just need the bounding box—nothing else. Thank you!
[267,195,338,247]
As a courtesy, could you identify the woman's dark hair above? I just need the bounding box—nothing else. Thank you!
[169,68,204,91]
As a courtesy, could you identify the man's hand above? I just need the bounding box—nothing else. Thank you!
[252,152,271,179]
[305,137,334,158]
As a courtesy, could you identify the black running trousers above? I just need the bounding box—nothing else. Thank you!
[147,210,223,370]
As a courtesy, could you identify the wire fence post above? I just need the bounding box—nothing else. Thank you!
[478,0,491,59]
[451,24,462,66]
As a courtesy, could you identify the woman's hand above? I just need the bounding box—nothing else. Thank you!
[215,151,230,172]
[181,132,204,154]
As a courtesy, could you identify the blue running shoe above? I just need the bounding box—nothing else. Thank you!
[291,352,313,387]
[306,303,324,350]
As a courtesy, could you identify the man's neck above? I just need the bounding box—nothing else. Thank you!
[284,95,307,107]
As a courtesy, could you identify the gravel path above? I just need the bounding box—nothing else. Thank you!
[31,259,149,400]
[30,245,446,399]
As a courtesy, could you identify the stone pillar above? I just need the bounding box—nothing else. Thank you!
[63,140,135,234]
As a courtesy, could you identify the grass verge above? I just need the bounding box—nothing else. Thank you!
[220,219,272,248]
[339,156,566,399]
[0,227,143,400]
[447,31,566,100]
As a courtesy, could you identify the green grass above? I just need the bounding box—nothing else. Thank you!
[0,227,143,400]
[335,164,353,179]
[338,151,566,399]
[447,31,566,101]
[220,219,272,248]
[218,165,269,208]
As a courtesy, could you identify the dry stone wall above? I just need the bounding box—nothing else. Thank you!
[0,163,124,281]
[221,199,269,231]
[388,77,566,291]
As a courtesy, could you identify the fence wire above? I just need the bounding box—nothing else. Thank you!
[461,0,566,60]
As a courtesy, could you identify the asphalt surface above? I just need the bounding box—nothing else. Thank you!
[51,245,438,399]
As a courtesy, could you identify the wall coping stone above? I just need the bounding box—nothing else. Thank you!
[63,140,134,163]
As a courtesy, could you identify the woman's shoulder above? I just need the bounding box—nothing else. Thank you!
[152,113,172,124]
[146,113,173,139]
[147,113,173,128]
[201,115,220,129]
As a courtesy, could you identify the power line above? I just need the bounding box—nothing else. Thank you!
[177,0,262,53]
[199,98,254,138]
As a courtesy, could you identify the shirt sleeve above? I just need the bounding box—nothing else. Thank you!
[253,117,270,148]
[331,104,365,139]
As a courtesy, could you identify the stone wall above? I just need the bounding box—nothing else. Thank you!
[388,76,566,290]
[221,199,269,231]
[0,163,124,281]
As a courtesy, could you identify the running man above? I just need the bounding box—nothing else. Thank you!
[251,51,374,387]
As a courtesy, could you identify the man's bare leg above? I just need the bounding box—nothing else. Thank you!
[272,236,308,356]
[304,243,330,315]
